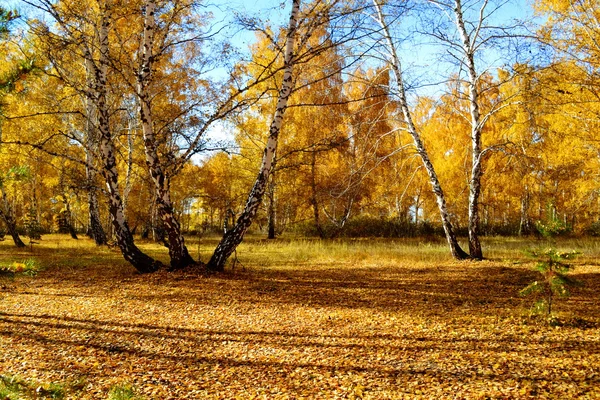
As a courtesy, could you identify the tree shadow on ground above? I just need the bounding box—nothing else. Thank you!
[0,310,598,398]
[1,236,599,398]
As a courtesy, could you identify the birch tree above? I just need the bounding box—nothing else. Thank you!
[24,0,163,272]
[134,0,195,269]
[1,8,28,248]
[206,0,302,271]
[372,0,469,259]
[0,168,27,247]
[83,60,107,245]
[93,1,162,272]
[114,0,307,269]
[421,0,527,258]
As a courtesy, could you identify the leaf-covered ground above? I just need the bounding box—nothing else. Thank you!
[0,235,599,399]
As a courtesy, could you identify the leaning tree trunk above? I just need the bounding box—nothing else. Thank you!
[454,0,483,259]
[137,0,194,270]
[374,1,468,260]
[207,0,301,272]
[0,202,25,248]
[98,120,162,273]
[92,3,161,273]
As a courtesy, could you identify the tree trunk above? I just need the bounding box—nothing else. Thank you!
[0,202,25,248]
[207,0,301,272]
[454,0,483,260]
[122,118,135,217]
[93,3,161,273]
[99,131,162,272]
[374,1,468,260]
[87,189,107,245]
[310,151,325,238]
[67,210,78,240]
[61,196,78,239]
[0,117,25,248]
[519,188,530,236]
[156,190,194,268]
[84,58,107,246]
[137,0,194,270]
[267,163,277,239]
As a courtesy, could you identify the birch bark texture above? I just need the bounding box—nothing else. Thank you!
[94,2,162,273]
[207,0,301,272]
[452,0,484,259]
[373,0,469,260]
[137,0,195,269]
[22,0,163,272]
[84,60,107,246]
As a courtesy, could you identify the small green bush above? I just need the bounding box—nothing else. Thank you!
[108,384,144,400]
[0,375,64,399]
[24,209,43,241]
[534,217,571,238]
[520,248,581,321]
[0,259,40,276]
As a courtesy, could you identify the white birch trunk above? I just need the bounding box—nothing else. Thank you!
[374,1,469,259]
[122,118,135,218]
[207,0,301,271]
[454,0,483,259]
[84,59,107,245]
[94,2,161,273]
[137,0,194,269]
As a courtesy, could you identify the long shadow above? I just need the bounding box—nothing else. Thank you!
[18,261,599,317]
[7,255,599,321]
[163,265,542,313]
[1,312,598,354]
[0,316,596,388]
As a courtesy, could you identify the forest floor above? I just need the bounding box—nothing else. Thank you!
[0,234,599,399]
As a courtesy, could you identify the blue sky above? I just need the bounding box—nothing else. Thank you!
[6,0,535,55]
[5,0,539,155]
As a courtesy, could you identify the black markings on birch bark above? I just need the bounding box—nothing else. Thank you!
[84,59,107,246]
[137,0,194,270]
[453,0,483,259]
[206,0,301,272]
[373,0,468,260]
[94,2,161,273]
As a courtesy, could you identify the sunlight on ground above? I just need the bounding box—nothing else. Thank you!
[0,235,599,399]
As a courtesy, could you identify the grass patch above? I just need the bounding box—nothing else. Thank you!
[0,375,64,399]
[0,258,41,276]
[108,384,144,400]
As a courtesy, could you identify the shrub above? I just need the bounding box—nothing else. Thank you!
[520,248,581,322]
[108,385,144,400]
[0,375,64,399]
[587,221,600,236]
[0,259,40,276]
[293,217,444,238]
[534,217,571,238]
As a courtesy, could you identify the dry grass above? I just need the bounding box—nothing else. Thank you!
[0,234,599,399]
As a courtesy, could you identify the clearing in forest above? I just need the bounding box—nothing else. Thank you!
[0,235,599,399]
